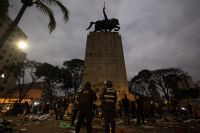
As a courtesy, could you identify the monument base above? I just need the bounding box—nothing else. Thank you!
[82,32,133,101]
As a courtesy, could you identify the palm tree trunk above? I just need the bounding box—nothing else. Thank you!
[0,4,27,50]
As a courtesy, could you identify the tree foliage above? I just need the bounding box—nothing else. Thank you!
[0,0,69,49]
[131,68,188,110]
[4,59,41,102]
[35,62,60,101]
[63,59,84,95]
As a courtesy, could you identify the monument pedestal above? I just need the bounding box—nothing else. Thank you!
[82,32,129,101]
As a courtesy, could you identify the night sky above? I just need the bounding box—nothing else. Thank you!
[9,0,200,81]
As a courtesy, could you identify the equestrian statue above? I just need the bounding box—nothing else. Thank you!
[86,6,120,32]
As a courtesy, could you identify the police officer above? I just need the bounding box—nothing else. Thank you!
[75,82,97,133]
[100,80,117,133]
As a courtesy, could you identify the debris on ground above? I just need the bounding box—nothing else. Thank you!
[59,121,73,129]
[143,125,154,129]
[0,119,13,133]
[93,118,104,128]
[21,114,54,122]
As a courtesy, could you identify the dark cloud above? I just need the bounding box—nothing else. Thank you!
[9,0,200,81]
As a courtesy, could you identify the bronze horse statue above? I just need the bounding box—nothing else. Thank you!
[86,7,120,32]
[86,18,120,32]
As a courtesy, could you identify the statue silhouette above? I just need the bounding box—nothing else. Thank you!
[103,7,108,21]
[86,5,120,32]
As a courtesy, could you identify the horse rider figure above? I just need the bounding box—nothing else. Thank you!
[86,4,120,32]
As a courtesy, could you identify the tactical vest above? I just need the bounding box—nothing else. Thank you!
[101,87,117,105]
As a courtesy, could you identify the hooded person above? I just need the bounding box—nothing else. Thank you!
[75,82,97,133]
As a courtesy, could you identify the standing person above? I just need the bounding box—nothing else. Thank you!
[12,100,20,116]
[22,101,30,116]
[55,98,63,120]
[61,97,68,119]
[149,101,155,120]
[122,94,130,124]
[117,101,122,118]
[136,94,145,125]
[71,99,79,127]
[100,80,117,133]
[130,100,136,118]
[75,82,97,133]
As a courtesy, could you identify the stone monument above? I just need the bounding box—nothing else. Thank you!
[82,6,131,101]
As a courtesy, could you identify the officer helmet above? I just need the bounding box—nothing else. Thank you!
[105,80,113,87]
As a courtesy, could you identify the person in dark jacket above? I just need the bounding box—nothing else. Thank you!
[75,82,97,133]
[117,101,123,118]
[55,98,63,120]
[22,101,30,116]
[71,98,79,127]
[130,100,136,118]
[60,97,68,120]
[100,80,117,133]
[122,94,130,124]
[136,94,145,125]
[12,100,20,116]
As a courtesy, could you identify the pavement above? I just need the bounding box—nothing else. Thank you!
[0,115,200,133]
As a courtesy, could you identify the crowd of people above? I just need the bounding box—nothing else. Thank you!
[117,94,164,125]
[1,80,197,133]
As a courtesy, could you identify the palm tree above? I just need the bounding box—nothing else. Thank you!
[0,0,69,49]
[0,0,9,21]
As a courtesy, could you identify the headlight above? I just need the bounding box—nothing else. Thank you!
[181,107,186,111]
[34,102,40,106]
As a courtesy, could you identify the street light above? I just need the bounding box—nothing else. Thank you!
[17,40,28,50]
[0,73,5,89]
[1,73,5,78]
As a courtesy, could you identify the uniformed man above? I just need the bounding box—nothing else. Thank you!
[75,82,97,133]
[100,80,117,133]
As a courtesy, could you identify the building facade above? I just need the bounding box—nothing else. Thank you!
[0,82,45,103]
[0,17,27,97]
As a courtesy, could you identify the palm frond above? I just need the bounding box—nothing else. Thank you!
[55,0,69,23]
[0,0,9,20]
[40,0,57,5]
[35,1,56,33]
[41,0,69,23]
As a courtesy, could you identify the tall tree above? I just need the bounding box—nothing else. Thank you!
[5,61,26,101]
[151,68,186,110]
[131,75,150,97]
[131,69,153,98]
[63,59,84,96]
[131,68,187,111]
[58,68,73,99]
[0,0,69,49]
[5,59,41,102]
[20,59,41,101]
[35,62,59,102]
